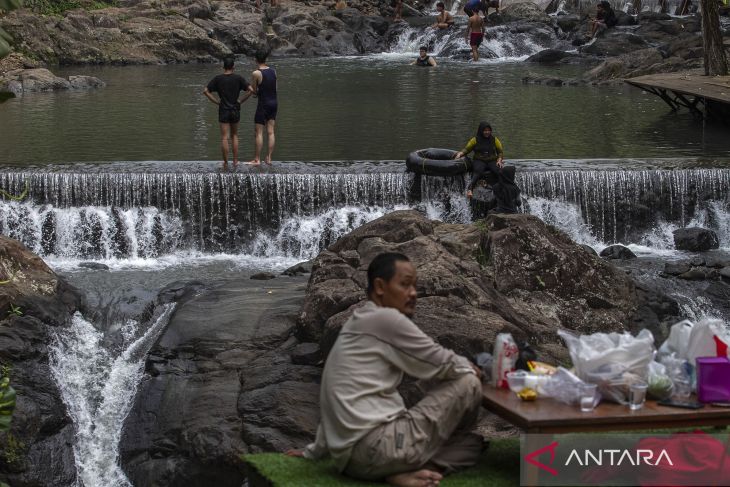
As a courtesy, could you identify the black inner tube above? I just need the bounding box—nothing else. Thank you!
[406,148,472,176]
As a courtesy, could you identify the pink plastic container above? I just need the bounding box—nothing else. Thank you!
[696,357,730,403]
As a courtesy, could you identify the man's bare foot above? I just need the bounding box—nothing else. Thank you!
[246,159,261,166]
[265,156,273,165]
[386,469,442,487]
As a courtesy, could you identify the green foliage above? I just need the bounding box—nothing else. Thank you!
[0,433,24,468]
[6,304,22,317]
[243,439,520,487]
[23,0,116,15]
[0,0,22,59]
[24,0,80,14]
[0,370,16,432]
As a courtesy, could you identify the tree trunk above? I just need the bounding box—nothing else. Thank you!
[700,0,729,76]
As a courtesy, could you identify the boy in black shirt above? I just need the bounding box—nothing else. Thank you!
[203,57,254,168]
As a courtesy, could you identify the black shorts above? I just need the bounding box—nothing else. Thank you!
[219,106,240,124]
[254,103,277,124]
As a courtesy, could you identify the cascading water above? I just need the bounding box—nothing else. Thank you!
[49,306,175,487]
[1,168,729,264]
[387,11,555,60]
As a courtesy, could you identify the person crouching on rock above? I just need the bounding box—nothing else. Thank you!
[454,121,504,199]
[432,1,454,29]
[588,1,617,38]
[287,252,485,487]
[411,46,437,66]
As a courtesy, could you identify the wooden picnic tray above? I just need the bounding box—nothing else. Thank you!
[482,385,730,434]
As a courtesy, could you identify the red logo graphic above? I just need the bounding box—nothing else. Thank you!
[525,441,560,476]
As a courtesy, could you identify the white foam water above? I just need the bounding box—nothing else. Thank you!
[251,205,412,260]
[49,306,175,487]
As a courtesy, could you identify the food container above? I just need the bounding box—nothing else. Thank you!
[697,357,730,403]
[506,370,528,392]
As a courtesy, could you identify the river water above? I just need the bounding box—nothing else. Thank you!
[2,49,730,487]
[1,57,730,164]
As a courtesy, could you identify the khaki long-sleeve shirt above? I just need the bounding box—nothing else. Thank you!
[303,301,475,470]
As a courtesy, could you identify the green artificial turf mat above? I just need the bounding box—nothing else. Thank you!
[243,438,520,487]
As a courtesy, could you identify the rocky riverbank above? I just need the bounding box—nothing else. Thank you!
[0,236,84,486]
[2,0,725,84]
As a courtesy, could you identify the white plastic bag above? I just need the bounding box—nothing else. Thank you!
[657,319,694,359]
[658,318,730,363]
[558,328,655,404]
[687,319,730,363]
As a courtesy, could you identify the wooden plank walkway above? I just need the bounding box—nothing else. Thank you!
[625,71,730,123]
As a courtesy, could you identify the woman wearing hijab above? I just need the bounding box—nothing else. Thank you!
[454,121,504,199]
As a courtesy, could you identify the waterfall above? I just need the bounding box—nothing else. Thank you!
[1,168,729,263]
[49,306,175,487]
[388,18,554,59]
[520,169,730,248]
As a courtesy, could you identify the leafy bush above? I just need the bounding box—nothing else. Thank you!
[0,0,23,59]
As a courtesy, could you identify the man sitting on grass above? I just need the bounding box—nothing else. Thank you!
[287,252,485,487]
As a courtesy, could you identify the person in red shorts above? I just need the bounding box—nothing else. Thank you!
[466,10,484,61]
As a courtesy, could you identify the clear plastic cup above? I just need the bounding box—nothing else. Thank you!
[629,382,648,410]
[580,383,598,412]
[673,379,692,399]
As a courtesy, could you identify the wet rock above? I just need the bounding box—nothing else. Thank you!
[0,236,84,486]
[282,260,313,276]
[673,227,720,252]
[0,68,104,96]
[68,75,106,89]
[637,11,672,21]
[526,48,576,64]
[556,14,580,32]
[721,267,730,280]
[499,2,551,23]
[121,277,311,486]
[706,255,730,268]
[582,47,667,83]
[599,244,637,260]
[580,244,599,256]
[250,272,277,280]
[678,268,719,281]
[78,261,110,270]
[580,31,648,57]
[290,342,321,365]
[663,261,691,276]
[156,280,205,305]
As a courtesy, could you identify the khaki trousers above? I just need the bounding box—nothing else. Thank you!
[345,373,484,481]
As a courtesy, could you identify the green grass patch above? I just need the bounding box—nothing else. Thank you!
[243,439,520,487]
[24,0,116,14]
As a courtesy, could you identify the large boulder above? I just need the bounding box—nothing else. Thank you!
[1,68,105,97]
[297,211,654,364]
[0,236,84,487]
[120,276,316,487]
[499,2,551,23]
[673,227,720,252]
[599,244,637,260]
